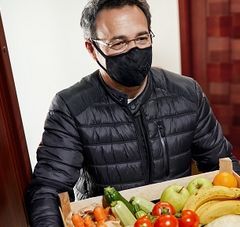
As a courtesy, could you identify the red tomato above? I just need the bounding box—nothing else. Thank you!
[134,215,152,227]
[178,210,199,227]
[154,215,179,227]
[152,202,176,216]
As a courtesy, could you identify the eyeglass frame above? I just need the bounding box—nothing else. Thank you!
[90,30,155,55]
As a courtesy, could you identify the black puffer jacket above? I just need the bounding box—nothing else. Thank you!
[26,68,240,226]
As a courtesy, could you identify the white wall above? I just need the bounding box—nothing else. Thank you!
[0,0,181,169]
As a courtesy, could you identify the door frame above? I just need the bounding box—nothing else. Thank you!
[0,13,32,226]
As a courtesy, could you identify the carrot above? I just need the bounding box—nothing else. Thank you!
[84,214,96,227]
[96,222,107,227]
[72,213,85,227]
[93,206,107,223]
[104,207,110,217]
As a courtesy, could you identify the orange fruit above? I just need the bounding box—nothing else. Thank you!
[213,171,238,188]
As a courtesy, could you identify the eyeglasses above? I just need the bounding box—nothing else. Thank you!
[91,31,155,55]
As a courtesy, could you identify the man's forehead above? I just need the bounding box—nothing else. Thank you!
[95,5,148,40]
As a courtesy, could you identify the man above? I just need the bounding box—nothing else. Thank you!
[26,0,240,226]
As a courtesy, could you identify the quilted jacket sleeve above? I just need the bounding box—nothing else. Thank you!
[192,82,240,174]
[26,94,84,227]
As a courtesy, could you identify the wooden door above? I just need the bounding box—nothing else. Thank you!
[0,14,32,227]
[179,0,240,159]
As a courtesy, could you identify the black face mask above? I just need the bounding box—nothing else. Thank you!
[93,43,152,87]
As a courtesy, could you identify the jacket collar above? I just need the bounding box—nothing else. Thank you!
[127,71,152,114]
[97,69,153,114]
[97,72,128,106]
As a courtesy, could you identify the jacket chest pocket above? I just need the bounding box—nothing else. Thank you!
[155,121,170,176]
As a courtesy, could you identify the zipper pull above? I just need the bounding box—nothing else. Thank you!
[157,121,165,137]
[156,120,169,177]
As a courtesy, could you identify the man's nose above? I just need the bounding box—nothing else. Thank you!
[127,39,137,50]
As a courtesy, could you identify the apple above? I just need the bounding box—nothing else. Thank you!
[160,184,190,213]
[187,177,213,195]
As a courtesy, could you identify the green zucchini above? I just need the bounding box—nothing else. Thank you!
[133,203,147,219]
[104,186,135,215]
[111,201,136,227]
[130,196,155,213]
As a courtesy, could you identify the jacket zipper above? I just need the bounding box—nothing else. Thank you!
[125,106,152,184]
[156,121,170,177]
[138,113,152,184]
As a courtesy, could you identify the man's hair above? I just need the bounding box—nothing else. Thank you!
[80,0,151,39]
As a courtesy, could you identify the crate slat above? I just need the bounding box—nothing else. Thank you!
[70,170,218,212]
[59,158,240,226]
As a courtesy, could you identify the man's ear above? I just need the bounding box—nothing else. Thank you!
[85,41,97,60]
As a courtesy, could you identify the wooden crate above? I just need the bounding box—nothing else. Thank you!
[59,158,240,226]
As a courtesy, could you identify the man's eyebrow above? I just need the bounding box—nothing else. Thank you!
[109,31,149,41]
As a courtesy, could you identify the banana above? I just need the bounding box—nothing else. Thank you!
[183,186,240,211]
[195,200,220,218]
[230,187,240,196]
[199,200,240,225]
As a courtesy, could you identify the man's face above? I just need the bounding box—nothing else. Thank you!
[93,5,149,63]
